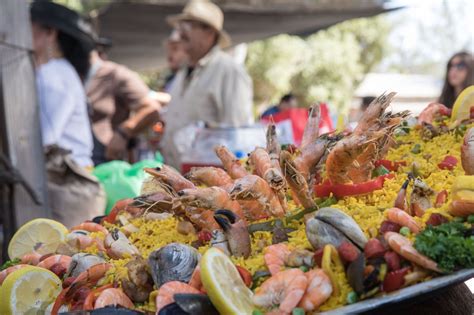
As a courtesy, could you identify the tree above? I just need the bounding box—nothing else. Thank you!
[246,16,390,113]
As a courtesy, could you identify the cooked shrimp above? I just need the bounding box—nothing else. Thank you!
[21,251,42,265]
[83,284,114,310]
[410,178,435,217]
[353,92,396,135]
[394,179,410,211]
[215,145,248,179]
[325,130,385,184]
[298,269,333,312]
[0,264,29,285]
[186,207,220,231]
[185,166,234,189]
[266,123,281,161]
[264,243,314,276]
[346,142,377,184]
[461,127,474,175]
[52,263,112,315]
[386,207,421,234]
[280,151,316,209]
[253,268,308,313]
[188,266,204,291]
[294,135,338,183]
[37,255,72,277]
[301,103,320,148]
[249,147,286,190]
[417,102,450,125]
[94,288,134,309]
[238,200,270,221]
[62,230,105,254]
[214,210,251,258]
[230,175,285,217]
[70,222,108,234]
[384,232,440,272]
[178,186,245,219]
[155,281,201,312]
[145,165,195,192]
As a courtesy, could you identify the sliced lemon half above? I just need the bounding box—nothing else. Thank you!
[200,248,254,315]
[8,218,68,259]
[0,265,62,315]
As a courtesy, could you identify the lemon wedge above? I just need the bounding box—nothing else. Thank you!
[8,218,68,259]
[0,266,62,315]
[200,248,254,315]
[450,85,474,126]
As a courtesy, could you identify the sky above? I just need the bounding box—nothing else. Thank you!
[377,0,474,77]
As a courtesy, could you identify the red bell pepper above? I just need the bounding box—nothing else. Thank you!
[374,160,407,172]
[364,239,386,259]
[314,174,395,198]
[435,190,448,207]
[437,155,458,170]
[382,267,410,293]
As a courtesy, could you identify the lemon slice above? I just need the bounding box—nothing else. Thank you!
[8,218,68,259]
[451,85,474,125]
[0,266,62,315]
[200,248,254,315]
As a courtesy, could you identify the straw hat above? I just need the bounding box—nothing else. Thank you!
[167,0,231,48]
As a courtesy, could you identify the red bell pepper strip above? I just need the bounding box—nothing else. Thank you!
[314,174,395,198]
[382,267,410,293]
[374,160,407,172]
[435,190,448,207]
[437,155,458,170]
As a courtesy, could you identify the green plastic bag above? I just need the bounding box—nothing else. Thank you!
[93,159,162,215]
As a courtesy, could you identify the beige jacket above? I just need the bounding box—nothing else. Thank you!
[162,46,254,168]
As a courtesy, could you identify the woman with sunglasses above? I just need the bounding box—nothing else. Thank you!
[439,51,474,108]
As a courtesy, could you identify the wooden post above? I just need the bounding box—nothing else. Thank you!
[0,0,50,246]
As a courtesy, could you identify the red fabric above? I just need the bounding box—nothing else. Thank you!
[261,103,334,145]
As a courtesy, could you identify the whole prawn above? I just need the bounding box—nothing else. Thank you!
[215,145,249,179]
[185,166,234,189]
[249,147,286,190]
[301,103,320,148]
[144,166,195,192]
[230,175,285,217]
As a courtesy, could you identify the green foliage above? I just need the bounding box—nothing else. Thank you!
[246,16,390,113]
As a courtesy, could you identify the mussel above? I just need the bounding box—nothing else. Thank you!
[158,294,219,315]
[306,207,368,250]
[149,243,200,288]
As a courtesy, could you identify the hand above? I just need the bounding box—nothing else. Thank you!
[105,132,128,161]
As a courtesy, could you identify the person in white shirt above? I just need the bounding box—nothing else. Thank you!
[31,0,94,168]
[30,1,105,227]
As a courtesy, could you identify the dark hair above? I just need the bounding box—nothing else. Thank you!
[361,96,376,111]
[438,51,474,108]
[280,93,295,103]
[57,31,92,81]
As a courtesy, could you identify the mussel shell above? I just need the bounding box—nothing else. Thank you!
[67,253,105,278]
[347,253,365,294]
[149,243,200,288]
[306,218,354,249]
[175,294,219,315]
[158,303,188,315]
[314,207,368,249]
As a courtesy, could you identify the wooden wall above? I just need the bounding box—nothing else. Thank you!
[0,0,50,229]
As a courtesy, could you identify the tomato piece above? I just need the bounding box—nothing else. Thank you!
[337,241,359,263]
[197,230,212,242]
[384,251,401,271]
[437,155,458,170]
[379,220,401,234]
[425,213,449,226]
[382,267,410,292]
[314,174,395,198]
[236,266,252,287]
[364,239,386,259]
[374,160,407,172]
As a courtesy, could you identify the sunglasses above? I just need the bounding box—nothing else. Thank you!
[449,61,468,70]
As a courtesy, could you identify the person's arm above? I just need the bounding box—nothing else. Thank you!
[105,66,162,160]
[219,65,254,126]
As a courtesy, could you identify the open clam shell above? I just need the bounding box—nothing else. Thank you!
[149,243,200,288]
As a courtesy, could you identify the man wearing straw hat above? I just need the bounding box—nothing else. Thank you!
[162,0,254,168]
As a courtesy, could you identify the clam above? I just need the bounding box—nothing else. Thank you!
[306,207,368,250]
[66,253,106,278]
[149,243,200,288]
[158,294,219,315]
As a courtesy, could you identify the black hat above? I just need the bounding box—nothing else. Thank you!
[30,0,96,49]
